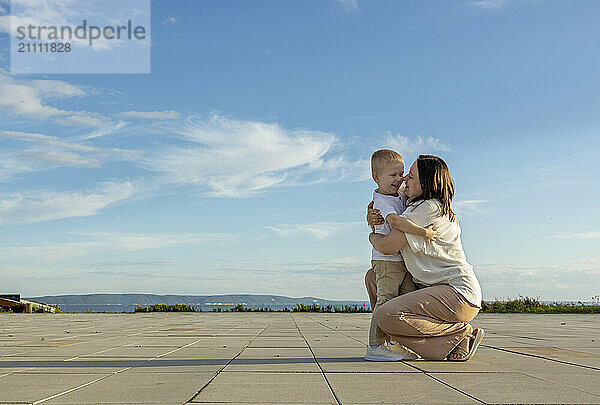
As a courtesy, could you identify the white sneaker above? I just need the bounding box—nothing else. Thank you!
[365,345,412,361]
[386,341,419,360]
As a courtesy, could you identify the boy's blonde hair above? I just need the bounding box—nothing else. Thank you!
[371,149,404,175]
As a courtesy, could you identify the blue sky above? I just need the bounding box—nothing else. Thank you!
[0,0,599,301]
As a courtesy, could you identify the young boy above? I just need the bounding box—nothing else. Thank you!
[365,149,437,361]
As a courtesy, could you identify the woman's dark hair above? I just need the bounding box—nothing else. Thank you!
[412,155,455,219]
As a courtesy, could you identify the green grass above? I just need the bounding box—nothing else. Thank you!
[134,304,197,312]
[0,305,25,313]
[480,297,600,314]
[0,305,59,313]
[292,303,371,313]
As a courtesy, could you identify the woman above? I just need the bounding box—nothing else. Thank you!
[366,155,483,361]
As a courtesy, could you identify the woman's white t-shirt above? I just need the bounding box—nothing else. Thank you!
[399,199,482,307]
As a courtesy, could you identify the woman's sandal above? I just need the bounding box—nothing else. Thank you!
[447,328,484,361]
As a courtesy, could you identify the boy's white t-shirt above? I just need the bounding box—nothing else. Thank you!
[399,199,482,307]
[371,190,406,262]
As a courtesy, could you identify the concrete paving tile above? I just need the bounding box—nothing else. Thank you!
[77,346,174,358]
[260,329,302,334]
[312,347,417,373]
[0,367,30,376]
[13,356,148,370]
[326,372,478,404]
[499,346,600,368]
[407,346,588,374]
[0,373,107,403]
[185,337,254,348]
[44,397,171,405]
[523,370,600,396]
[189,372,336,403]
[12,338,93,348]
[188,403,333,405]
[43,372,215,404]
[249,337,308,348]
[306,338,365,348]
[158,347,241,358]
[115,336,211,346]
[225,347,320,372]
[0,346,27,356]
[0,356,73,370]
[540,339,600,349]
[12,366,127,375]
[17,343,141,356]
[302,333,344,339]
[5,357,130,374]
[478,336,548,347]
[433,372,600,404]
[1,352,81,359]
[258,333,303,338]
[8,355,163,375]
[126,365,224,374]
[408,345,592,373]
[236,347,313,358]
[129,357,229,371]
[224,360,320,372]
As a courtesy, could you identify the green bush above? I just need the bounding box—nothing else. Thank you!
[481,297,600,314]
[0,304,25,313]
[291,303,371,313]
[135,304,196,312]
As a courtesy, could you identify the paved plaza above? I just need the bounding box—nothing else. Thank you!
[0,312,599,404]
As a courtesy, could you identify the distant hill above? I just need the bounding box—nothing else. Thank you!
[27,294,370,313]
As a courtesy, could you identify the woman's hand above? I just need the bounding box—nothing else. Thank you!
[366,201,384,231]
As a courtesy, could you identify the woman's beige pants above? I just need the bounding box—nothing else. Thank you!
[365,268,479,360]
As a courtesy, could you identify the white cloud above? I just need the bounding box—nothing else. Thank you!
[453,200,489,215]
[0,71,107,126]
[215,256,366,276]
[0,130,140,173]
[20,151,100,168]
[266,221,363,240]
[334,0,358,11]
[78,121,126,140]
[135,114,364,197]
[208,256,370,300]
[87,260,178,268]
[1,130,96,152]
[57,113,106,127]
[0,232,234,263]
[0,181,138,225]
[553,232,600,240]
[301,156,371,184]
[72,231,236,251]
[0,5,7,15]
[0,15,7,33]
[469,0,510,9]
[29,79,86,99]
[119,110,181,120]
[0,156,38,182]
[0,242,100,263]
[475,260,600,301]
[385,134,451,156]
[0,78,65,117]
[163,16,177,25]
